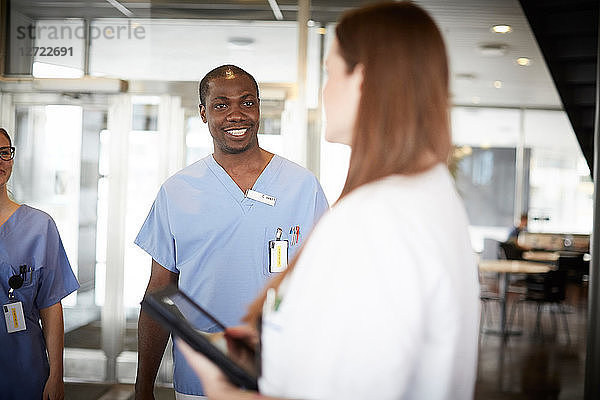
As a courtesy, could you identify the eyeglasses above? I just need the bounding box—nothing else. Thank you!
[0,146,15,161]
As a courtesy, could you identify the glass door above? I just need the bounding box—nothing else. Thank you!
[10,100,107,379]
[96,94,185,383]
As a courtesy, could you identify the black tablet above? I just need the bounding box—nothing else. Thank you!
[141,285,258,390]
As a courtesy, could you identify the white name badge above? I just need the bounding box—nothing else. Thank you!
[4,302,26,333]
[246,189,276,207]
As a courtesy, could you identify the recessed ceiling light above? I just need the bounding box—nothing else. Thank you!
[516,57,532,66]
[493,80,503,89]
[317,27,327,35]
[307,19,316,27]
[492,24,512,34]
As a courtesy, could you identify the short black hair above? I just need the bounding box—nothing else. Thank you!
[0,128,11,146]
[198,65,259,106]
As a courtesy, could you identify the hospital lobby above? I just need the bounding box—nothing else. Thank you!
[1,0,599,399]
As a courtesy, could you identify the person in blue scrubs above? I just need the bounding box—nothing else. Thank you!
[134,65,329,399]
[0,128,80,400]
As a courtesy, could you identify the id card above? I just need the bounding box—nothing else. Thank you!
[4,302,26,333]
[269,240,289,273]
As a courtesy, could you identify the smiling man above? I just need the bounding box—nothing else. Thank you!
[134,65,329,400]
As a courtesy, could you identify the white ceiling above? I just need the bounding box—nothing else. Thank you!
[416,0,562,109]
[23,0,564,110]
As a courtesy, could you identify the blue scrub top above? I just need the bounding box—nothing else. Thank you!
[135,154,329,395]
[0,205,80,400]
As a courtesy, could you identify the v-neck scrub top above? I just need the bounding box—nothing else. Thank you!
[135,154,329,396]
[0,205,80,400]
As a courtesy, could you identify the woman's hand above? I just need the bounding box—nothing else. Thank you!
[42,375,64,400]
[176,338,250,400]
[178,335,288,400]
[225,325,259,375]
[225,325,259,347]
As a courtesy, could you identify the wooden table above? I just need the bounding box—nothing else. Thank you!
[522,251,560,262]
[479,260,555,337]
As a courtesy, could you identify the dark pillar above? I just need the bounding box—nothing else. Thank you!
[584,11,600,400]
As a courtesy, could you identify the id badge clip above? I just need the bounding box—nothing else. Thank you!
[269,228,288,273]
[3,264,29,333]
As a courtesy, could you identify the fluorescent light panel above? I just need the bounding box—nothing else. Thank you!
[267,0,284,20]
[105,0,134,17]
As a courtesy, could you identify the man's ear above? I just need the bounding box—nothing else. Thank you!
[199,104,207,123]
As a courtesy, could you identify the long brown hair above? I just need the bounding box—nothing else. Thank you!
[245,1,451,324]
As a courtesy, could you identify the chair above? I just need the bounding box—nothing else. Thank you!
[507,269,570,343]
[558,252,589,285]
[499,241,524,260]
[499,241,527,294]
[479,239,502,333]
[479,273,502,333]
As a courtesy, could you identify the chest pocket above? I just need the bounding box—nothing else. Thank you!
[262,225,303,277]
[1,261,40,316]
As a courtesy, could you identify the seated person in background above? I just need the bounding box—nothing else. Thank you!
[502,213,529,259]
[507,213,528,245]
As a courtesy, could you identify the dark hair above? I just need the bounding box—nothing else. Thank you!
[0,128,12,146]
[245,1,450,324]
[198,65,260,106]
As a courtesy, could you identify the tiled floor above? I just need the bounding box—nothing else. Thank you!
[63,280,588,399]
[65,383,175,400]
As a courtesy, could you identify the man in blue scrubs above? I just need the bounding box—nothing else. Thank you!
[134,65,329,399]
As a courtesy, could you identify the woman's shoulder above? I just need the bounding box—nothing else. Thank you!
[324,165,468,248]
[330,175,415,219]
[16,204,57,227]
[338,165,456,210]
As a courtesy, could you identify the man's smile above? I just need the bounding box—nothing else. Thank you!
[225,128,248,137]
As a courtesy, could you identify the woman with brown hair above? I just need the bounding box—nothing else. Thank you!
[178,2,479,399]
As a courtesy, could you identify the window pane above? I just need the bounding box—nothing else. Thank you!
[524,110,592,233]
